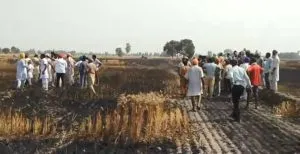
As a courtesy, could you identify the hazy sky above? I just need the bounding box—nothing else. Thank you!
[1,0,300,54]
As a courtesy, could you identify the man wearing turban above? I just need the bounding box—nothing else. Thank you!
[16,53,28,89]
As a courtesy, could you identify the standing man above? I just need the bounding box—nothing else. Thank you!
[40,54,49,91]
[229,59,252,122]
[214,58,222,97]
[66,53,75,86]
[79,56,88,88]
[203,57,218,99]
[185,58,205,111]
[270,50,280,92]
[87,58,98,95]
[32,54,40,83]
[247,58,264,109]
[224,59,232,93]
[92,55,102,85]
[263,53,272,89]
[16,53,28,90]
[45,53,54,87]
[179,56,190,97]
[240,57,250,100]
[55,54,67,88]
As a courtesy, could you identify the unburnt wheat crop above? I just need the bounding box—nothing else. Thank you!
[77,92,189,144]
[0,109,55,139]
[274,101,300,117]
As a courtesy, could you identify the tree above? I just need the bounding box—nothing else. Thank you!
[2,48,10,54]
[11,46,20,53]
[115,48,124,57]
[180,39,195,58]
[224,49,233,55]
[70,50,76,55]
[125,43,131,54]
[163,40,181,58]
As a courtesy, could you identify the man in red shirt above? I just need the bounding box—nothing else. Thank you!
[246,58,264,109]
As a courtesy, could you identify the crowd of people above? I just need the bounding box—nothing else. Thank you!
[15,50,281,122]
[178,50,280,122]
[16,52,102,95]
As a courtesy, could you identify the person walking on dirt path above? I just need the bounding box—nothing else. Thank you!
[40,54,49,91]
[246,58,264,109]
[87,58,97,95]
[179,56,191,68]
[203,57,218,99]
[16,53,28,90]
[185,58,205,111]
[240,57,250,100]
[263,52,272,89]
[224,59,232,93]
[214,58,222,97]
[229,59,252,122]
[92,55,102,85]
[32,54,40,83]
[270,50,280,92]
[179,56,190,98]
[55,54,67,88]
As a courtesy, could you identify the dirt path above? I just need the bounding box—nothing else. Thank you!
[184,96,300,154]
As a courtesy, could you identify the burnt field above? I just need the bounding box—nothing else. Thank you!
[0,56,299,153]
[279,60,300,98]
[0,57,195,153]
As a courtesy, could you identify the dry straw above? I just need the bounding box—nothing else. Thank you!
[77,92,189,144]
[274,101,300,117]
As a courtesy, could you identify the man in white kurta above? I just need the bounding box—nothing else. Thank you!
[270,50,280,92]
[16,53,28,89]
[40,54,49,91]
[185,58,205,111]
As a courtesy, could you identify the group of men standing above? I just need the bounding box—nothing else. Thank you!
[178,50,280,122]
[16,52,102,95]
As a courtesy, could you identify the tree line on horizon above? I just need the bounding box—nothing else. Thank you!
[1,44,300,60]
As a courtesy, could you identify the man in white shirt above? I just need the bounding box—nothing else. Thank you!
[229,59,252,122]
[224,60,233,93]
[203,57,218,99]
[240,57,250,71]
[270,50,280,92]
[240,57,250,100]
[55,55,67,88]
[40,54,49,91]
[45,53,54,87]
[185,58,205,111]
[16,53,28,90]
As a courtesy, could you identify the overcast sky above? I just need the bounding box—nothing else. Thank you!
[1,0,300,54]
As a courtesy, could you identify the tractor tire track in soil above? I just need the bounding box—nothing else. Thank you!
[182,96,300,154]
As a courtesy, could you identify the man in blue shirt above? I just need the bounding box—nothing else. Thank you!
[203,57,218,99]
[263,53,272,89]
